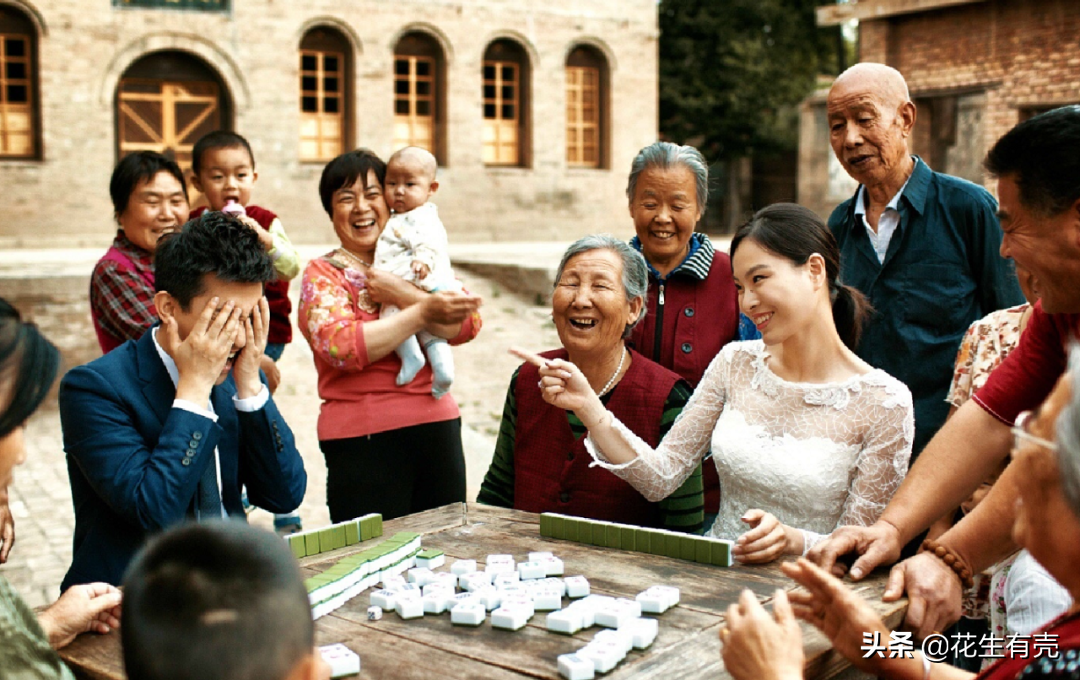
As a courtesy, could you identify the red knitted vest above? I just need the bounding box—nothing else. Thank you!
[513,347,680,527]
[190,205,292,345]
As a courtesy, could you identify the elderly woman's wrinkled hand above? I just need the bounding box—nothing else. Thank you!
[720,589,805,680]
[420,291,482,326]
[38,582,123,650]
[508,348,605,420]
[780,558,901,677]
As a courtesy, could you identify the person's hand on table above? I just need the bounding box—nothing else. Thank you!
[884,552,963,639]
[720,589,805,680]
[38,583,122,649]
[806,519,902,580]
[0,485,14,563]
[782,558,928,679]
[733,510,801,564]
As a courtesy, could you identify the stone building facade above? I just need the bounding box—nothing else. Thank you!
[0,0,658,248]
[798,0,1080,220]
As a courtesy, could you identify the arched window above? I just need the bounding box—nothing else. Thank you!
[116,50,230,170]
[299,26,352,162]
[565,45,608,169]
[393,31,446,163]
[0,6,39,159]
[482,38,529,167]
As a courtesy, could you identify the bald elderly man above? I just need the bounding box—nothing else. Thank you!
[826,63,1022,460]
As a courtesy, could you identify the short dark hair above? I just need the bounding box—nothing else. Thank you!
[985,105,1080,217]
[0,297,59,439]
[122,522,314,680]
[110,151,187,219]
[318,148,387,217]
[192,131,255,175]
[154,212,276,310]
[730,203,872,351]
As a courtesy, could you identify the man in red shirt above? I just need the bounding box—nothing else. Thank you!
[810,105,1080,638]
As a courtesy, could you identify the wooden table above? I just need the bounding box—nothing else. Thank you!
[60,504,907,679]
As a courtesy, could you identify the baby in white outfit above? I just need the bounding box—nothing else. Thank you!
[375,146,462,399]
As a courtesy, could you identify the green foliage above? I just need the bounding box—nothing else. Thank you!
[659,0,841,160]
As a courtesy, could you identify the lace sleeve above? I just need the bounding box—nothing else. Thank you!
[801,379,914,553]
[584,347,730,502]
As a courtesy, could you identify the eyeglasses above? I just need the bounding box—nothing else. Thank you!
[1011,410,1058,455]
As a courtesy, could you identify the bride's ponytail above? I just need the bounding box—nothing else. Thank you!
[830,282,871,351]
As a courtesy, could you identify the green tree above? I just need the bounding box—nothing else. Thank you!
[659,0,840,161]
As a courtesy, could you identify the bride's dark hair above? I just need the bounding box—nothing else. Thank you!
[730,203,871,350]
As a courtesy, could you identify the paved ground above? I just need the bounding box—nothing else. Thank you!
[1,245,563,608]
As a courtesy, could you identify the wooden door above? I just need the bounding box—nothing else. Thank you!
[117,79,220,168]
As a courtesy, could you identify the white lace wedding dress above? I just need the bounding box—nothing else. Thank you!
[587,341,914,552]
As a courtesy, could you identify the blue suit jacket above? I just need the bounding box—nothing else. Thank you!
[58,330,307,589]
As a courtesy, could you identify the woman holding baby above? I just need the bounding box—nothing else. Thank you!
[298,148,482,522]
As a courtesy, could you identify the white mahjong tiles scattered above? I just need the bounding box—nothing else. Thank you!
[557,652,595,680]
[318,644,361,679]
[564,575,590,598]
[450,601,486,626]
[310,543,680,678]
[491,606,530,630]
[546,607,586,635]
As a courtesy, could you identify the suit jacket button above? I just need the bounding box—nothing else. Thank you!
[182,458,192,466]
[192,431,203,440]
[186,449,196,458]
[189,439,199,448]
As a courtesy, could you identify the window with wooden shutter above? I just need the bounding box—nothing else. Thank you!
[566,45,608,169]
[299,27,352,163]
[393,56,435,152]
[115,51,229,169]
[0,33,33,158]
[482,39,529,167]
[299,49,344,162]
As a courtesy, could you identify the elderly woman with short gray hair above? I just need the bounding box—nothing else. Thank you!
[625,142,744,522]
[478,235,705,532]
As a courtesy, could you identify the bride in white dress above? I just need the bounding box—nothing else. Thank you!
[516,204,914,563]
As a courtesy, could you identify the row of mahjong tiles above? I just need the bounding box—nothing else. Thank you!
[307,542,679,680]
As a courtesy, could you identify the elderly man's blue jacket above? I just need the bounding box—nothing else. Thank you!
[58,329,306,589]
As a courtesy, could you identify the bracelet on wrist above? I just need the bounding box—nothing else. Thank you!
[919,539,974,589]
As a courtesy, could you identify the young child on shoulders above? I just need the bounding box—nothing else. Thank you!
[189,130,299,388]
[376,146,462,400]
[189,130,303,535]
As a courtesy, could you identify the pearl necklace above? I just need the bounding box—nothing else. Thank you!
[337,248,372,269]
[598,346,627,397]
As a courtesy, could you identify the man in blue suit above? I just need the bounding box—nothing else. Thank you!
[59,212,307,589]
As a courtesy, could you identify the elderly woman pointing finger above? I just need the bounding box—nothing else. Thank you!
[478,235,705,533]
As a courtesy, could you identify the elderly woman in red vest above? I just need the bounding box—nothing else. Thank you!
[625,142,743,525]
[478,235,705,533]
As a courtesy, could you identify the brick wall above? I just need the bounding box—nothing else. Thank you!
[799,0,1080,219]
[0,0,658,248]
